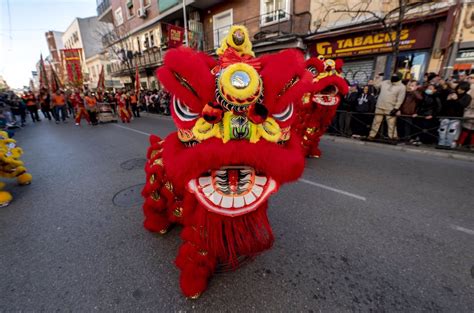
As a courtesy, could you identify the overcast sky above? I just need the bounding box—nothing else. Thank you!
[0,0,97,88]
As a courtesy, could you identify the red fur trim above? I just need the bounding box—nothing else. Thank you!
[335,59,344,72]
[305,58,325,73]
[311,75,349,96]
[162,133,305,191]
[259,49,312,114]
[156,47,216,126]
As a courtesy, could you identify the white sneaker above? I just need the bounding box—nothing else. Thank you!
[75,123,79,126]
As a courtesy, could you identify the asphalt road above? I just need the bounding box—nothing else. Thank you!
[1,114,473,312]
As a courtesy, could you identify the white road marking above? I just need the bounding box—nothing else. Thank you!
[450,224,474,236]
[113,123,368,201]
[299,178,367,201]
[113,124,151,136]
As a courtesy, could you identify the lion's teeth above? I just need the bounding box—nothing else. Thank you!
[254,176,267,186]
[233,196,245,208]
[203,185,214,197]
[252,185,263,197]
[210,193,223,205]
[221,196,233,208]
[244,192,256,205]
[199,176,211,186]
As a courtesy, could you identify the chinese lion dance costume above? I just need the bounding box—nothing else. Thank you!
[142,25,311,298]
[0,131,32,207]
[293,56,349,158]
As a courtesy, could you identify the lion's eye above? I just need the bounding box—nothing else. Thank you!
[173,71,198,97]
[172,96,199,121]
[278,76,299,97]
[272,103,293,122]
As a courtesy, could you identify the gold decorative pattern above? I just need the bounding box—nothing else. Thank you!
[150,190,160,201]
[173,206,183,218]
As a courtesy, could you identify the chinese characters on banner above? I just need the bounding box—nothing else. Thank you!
[61,48,83,87]
[166,24,199,49]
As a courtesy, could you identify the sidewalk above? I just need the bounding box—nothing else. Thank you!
[322,135,474,162]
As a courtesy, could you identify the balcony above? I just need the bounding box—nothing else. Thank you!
[97,0,113,23]
[202,10,311,53]
[109,47,164,77]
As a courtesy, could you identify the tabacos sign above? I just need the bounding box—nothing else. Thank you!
[311,23,435,58]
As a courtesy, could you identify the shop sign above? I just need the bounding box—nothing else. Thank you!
[457,50,474,60]
[310,23,436,58]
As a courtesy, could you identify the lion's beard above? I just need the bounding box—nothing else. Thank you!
[189,198,274,266]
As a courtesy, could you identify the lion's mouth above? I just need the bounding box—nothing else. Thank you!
[187,166,277,217]
[313,85,339,106]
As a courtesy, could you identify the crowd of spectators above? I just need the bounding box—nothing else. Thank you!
[331,72,474,150]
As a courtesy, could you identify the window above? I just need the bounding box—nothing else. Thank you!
[143,33,149,50]
[213,9,233,49]
[127,0,135,19]
[115,7,124,26]
[136,36,141,53]
[260,0,290,26]
[149,31,155,47]
[106,64,111,74]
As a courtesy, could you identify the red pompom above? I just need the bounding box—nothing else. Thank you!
[202,102,223,124]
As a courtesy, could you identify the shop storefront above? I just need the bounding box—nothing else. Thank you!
[453,48,474,75]
[305,21,441,85]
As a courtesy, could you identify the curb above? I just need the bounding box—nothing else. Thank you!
[322,135,474,162]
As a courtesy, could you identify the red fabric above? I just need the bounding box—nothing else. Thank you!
[145,43,309,298]
[293,57,349,157]
[75,108,90,124]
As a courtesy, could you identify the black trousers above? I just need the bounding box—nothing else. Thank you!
[131,104,140,117]
[27,106,40,122]
[88,110,98,125]
[42,108,52,120]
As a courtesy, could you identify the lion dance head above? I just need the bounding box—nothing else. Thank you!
[293,55,349,158]
[142,25,311,298]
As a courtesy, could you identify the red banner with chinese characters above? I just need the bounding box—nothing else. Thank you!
[61,48,83,87]
[167,24,184,48]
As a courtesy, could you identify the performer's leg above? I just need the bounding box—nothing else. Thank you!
[75,110,82,125]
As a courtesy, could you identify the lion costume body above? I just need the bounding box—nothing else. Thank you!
[293,56,349,158]
[0,131,32,207]
[142,26,311,298]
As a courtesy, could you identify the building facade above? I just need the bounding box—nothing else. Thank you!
[96,0,312,89]
[305,0,456,84]
[62,16,112,87]
[45,31,65,81]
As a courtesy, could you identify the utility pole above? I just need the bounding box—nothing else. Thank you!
[182,0,188,46]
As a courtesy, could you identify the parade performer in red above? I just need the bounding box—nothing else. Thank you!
[293,56,349,158]
[71,90,90,126]
[142,25,311,298]
[117,93,131,123]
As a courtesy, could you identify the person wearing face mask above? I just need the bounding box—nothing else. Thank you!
[412,84,441,145]
[368,72,406,141]
[437,81,471,148]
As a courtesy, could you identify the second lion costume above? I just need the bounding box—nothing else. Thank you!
[293,56,349,158]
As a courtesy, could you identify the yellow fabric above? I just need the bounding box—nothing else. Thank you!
[216,25,254,57]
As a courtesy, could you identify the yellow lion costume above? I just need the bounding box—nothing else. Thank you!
[0,131,32,207]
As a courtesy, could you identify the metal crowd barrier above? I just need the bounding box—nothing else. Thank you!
[327,111,474,152]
